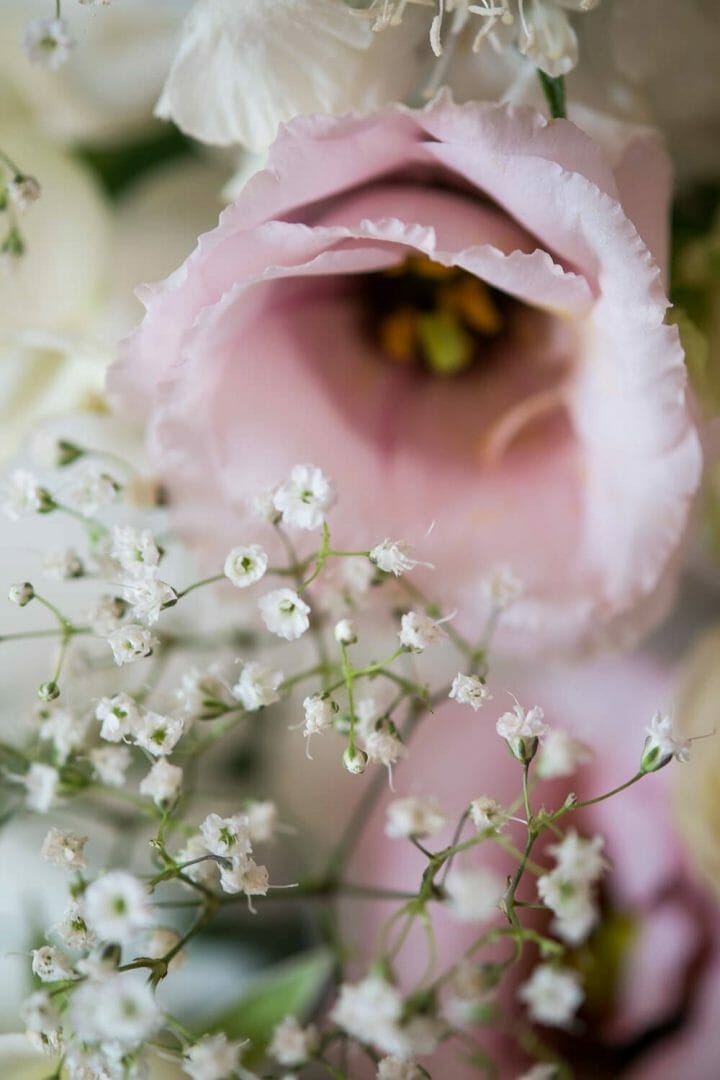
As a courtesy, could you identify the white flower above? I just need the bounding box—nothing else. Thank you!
[67,467,118,516]
[343,746,369,775]
[134,710,184,756]
[31,945,73,983]
[219,856,270,897]
[385,796,446,839]
[184,1033,246,1080]
[334,617,358,645]
[42,547,83,580]
[469,796,506,832]
[38,705,87,763]
[2,469,48,520]
[40,827,87,870]
[481,564,523,611]
[108,624,157,664]
[177,834,219,889]
[139,758,183,804]
[155,0,375,152]
[89,745,131,787]
[176,664,234,718]
[302,694,336,739]
[224,543,268,587]
[537,871,598,945]
[444,866,503,922]
[86,595,127,635]
[121,578,177,625]
[232,660,283,710]
[364,728,407,772]
[250,486,280,522]
[536,729,593,780]
[273,464,335,530]
[200,812,252,859]
[642,711,691,772]
[269,1015,318,1067]
[496,703,548,762]
[370,539,429,576]
[8,581,34,606]
[547,831,607,884]
[23,16,75,69]
[111,526,161,579]
[398,610,447,652]
[449,673,491,711]
[84,871,154,943]
[70,970,161,1046]
[24,763,59,813]
[518,965,584,1027]
[245,800,279,844]
[95,692,141,743]
[20,990,61,1038]
[7,175,42,213]
[330,975,403,1049]
[377,1058,422,1080]
[258,588,310,640]
[51,904,95,951]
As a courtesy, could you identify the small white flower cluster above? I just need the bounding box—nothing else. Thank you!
[93,692,184,802]
[519,963,584,1027]
[331,974,442,1060]
[537,829,607,944]
[179,810,272,904]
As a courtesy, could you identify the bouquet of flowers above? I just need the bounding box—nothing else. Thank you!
[1,3,720,1078]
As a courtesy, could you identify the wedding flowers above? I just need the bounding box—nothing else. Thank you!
[114,98,700,653]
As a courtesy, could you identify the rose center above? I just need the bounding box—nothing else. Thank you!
[361,254,514,378]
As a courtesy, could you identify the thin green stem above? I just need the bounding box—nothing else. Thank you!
[537,70,566,119]
[175,573,225,600]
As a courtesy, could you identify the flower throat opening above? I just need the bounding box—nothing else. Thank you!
[361,254,514,377]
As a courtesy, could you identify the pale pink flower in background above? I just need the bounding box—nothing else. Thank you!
[112,99,700,654]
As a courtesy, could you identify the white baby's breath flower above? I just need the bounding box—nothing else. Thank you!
[269,1015,319,1067]
[377,1057,422,1080]
[548,831,607,884]
[121,578,177,625]
[518,965,584,1027]
[84,871,154,943]
[224,543,268,587]
[273,464,335,530]
[89,745,131,787]
[177,834,219,889]
[369,539,430,576]
[51,904,95,951]
[331,975,403,1044]
[86,594,127,635]
[537,872,598,945]
[41,827,87,870]
[8,581,34,606]
[139,758,183,805]
[250,486,280,523]
[245,800,279,844]
[23,16,75,69]
[108,624,157,665]
[67,466,118,516]
[219,856,270,897]
[70,970,161,1046]
[469,796,506,832]
[38,705,87,763]
[31,945,73,983]
[536,729,593,779]
[496,702,548,762]
[184,1032,246,1080]
[24,763,59,813]
[200,812,252,859]
[7,175,42,213]
[334,617,357,645]
[481,564,523,610]
[111,525,161,579]
[42,547,83,580]
[385,796,446,839]
[258,587,310,640]
[398,610,447,652]
[134,710,184,756]
[20,990,61,1040]
[232,660,283,710]
[642,711,691,773]
[2,468,50,520]
[95,692,140,743]
[449,673,491,710]
[445,866,503,922]
[364,728,407,774]
[302,694,336,739]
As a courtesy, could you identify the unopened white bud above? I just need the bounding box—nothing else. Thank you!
[343,746,368,775]
[9,581,34,606]
[334,618,357,645]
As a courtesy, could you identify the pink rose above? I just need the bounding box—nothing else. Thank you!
[112,100,701,651]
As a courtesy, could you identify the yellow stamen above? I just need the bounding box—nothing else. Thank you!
[378,307,418,364]
[440,277,503,335]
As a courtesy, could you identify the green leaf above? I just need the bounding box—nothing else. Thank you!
[207,948,334,1064]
